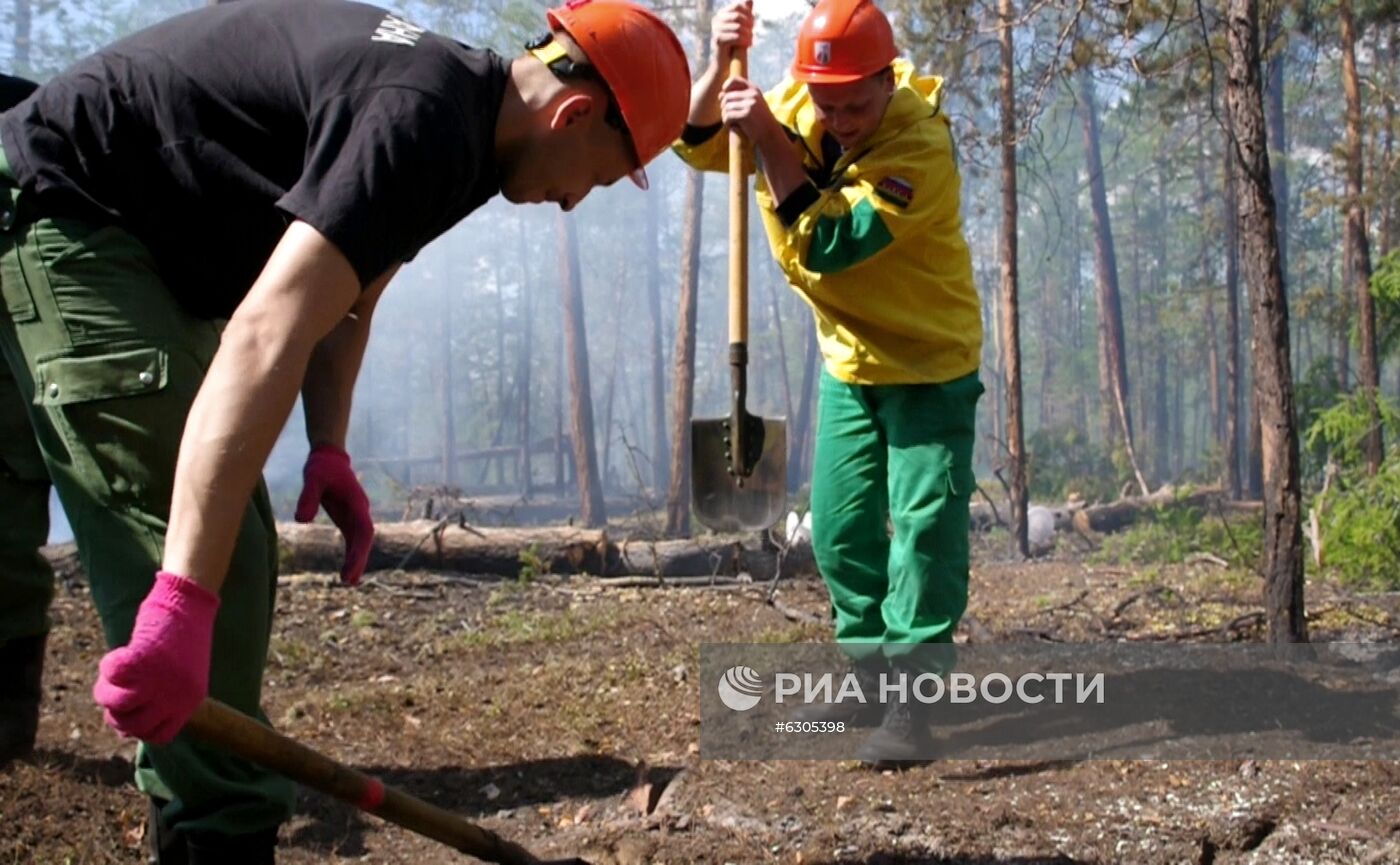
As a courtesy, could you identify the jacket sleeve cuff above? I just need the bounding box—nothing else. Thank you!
[680,122,723,146]
[776,182,820,228]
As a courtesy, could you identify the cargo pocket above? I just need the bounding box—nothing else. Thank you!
[945,461,976,500]
[36,221,162,348]
[35,346,177,511]
[0,186,36,322]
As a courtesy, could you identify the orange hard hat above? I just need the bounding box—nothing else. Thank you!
[791,0,897,84]
[547,0,691,189]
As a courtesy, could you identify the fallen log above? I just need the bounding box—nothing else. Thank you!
[276,521,818,581]
[41,523,819,582]
[1073,485,1242,534]
[42,524,819,583]
[970,486,1263,543]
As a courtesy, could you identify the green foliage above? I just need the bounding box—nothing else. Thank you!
[1026,424,1120,502]
[1317,461,1400,590]
[1295,356,1346,477]
[1373,250,1400,362]
[458,608,595,647]
[517,543,546,583]
[1304,386,1400,589]
[1304,390,1400,474]
[1091,506,1263,569]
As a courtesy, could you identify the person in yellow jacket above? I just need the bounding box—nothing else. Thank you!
[675,0,983,763]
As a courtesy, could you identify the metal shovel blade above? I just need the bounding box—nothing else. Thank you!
[691,413,787,532]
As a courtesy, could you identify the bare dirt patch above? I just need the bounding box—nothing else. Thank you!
[5,543,1399,864]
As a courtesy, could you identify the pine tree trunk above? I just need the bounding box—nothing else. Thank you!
[1152,164,1171,486]
[1069,172,1088,434]
[663,0,713,536]
[1220,119,1243,498]
[490,265,506,487]
[665,169,705,536]
[1265,17,1289,290]
[439,255,457,488]
[14,0,31,71]
[600,263,628,491]
[1226,0,1307,643]
[1197,120,1223,473]
[1173,345,1185,477]
[1382,32,1396,257]
[1340,0,1382,474]
[555,314,566,490]
[645,177,670,496]
[517,217,534,497]
[1128,195,1148,473]
[1079,66,1148,495]
[558,212,606,526]
[1038,268,1057,429]
[999,0,1027,557]
[987,263,1005,449]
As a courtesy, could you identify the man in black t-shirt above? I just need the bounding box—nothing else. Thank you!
[0,1,689,861]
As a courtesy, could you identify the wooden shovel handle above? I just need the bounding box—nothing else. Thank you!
[728,48,748,346]
[187,698,571,865]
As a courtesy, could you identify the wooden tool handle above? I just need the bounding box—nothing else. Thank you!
[187,698,558,865]
[728,49,749,346]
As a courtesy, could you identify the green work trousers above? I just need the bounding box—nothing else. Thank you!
[0,148,295,835]
[809,368,982,657]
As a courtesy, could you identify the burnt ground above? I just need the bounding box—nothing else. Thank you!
[4,534,1400,865]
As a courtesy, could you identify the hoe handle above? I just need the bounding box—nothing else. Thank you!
[188,698,581,865]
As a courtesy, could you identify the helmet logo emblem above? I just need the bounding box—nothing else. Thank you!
[814,40,832,65]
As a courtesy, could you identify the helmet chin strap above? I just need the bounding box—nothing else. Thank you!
[526,34,577,75]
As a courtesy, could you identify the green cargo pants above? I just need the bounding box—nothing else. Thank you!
[0,149,295,836]
[809,368,982,655]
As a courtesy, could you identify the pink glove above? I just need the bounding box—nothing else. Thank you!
[92,571,219,744]
[295,444,374,586]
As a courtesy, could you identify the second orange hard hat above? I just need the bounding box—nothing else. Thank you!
[791,0,897,85]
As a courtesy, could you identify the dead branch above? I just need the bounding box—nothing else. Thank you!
[1184,552,1230,568]
[1035,589,1091,617]
[768,596,825,625]
[974,483,1007,530]
[1110,585,1180,619]
[1124,611,1266,642]
[591,575,753,589]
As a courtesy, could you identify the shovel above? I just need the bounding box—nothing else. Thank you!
[691,47,787,533]
[187,698,590,865]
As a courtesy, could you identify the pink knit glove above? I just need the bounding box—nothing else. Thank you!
[92,571,219,744]
[295,444,374,586]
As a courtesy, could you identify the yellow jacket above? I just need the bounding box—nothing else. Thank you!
[673,60,982,385]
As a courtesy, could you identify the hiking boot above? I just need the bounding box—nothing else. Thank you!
[186,827,278,865]
[0,632,46,763]
[791,657,886,727]
[855,682,937,769]
[147,798,188,865]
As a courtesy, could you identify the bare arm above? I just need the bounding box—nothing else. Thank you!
[688,1,752,128]
[163,221,363,593]
[302,266,397,448]
[688,58,728,129]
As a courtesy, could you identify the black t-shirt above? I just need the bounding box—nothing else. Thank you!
[0,0,507,319]
[0,74,38,112]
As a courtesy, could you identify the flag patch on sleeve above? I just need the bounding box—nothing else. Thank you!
[875,175,915,208]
